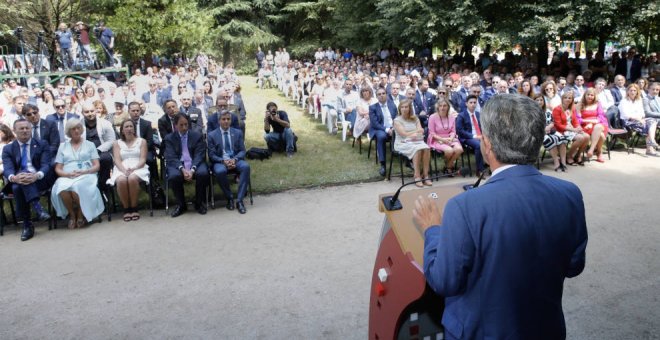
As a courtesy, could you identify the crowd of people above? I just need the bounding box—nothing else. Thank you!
[261,45,659,177]
[0,59,277,241]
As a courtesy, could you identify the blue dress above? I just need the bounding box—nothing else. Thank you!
[51,140,105,221]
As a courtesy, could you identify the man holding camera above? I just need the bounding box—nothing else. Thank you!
[55,23,73,71]
[75,21,92,63]
[96,21,114,68]
[263,102,295,158]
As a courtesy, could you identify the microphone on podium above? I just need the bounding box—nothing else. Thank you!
[462,166,490,191]
[382,167,470,211]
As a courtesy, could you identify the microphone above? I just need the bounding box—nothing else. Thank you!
[382,167,470,211]
[462,166,490,191]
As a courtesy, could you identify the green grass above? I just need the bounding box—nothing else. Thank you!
[239,76,382,193]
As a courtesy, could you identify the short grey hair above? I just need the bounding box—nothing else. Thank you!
[480,94,544,165]
[64,118,83,138]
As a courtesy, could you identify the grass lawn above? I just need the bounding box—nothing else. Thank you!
[238,76,383,193]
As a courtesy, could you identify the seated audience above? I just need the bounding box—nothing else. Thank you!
[208,110,251,214]
[51,119,105,229]
[2,119,52,241]
[577,88,608,163]
[0,123,15,175]
[263,102,296,157]
[164,113,209,217]
[108,119,150,221]
[427,98,463,175]
[393,99,431,186]
[82,102,116,191]
[552,92,590,165]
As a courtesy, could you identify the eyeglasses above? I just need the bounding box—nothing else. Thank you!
[83,110,94,113]
[437,91,446,95]
[24,112,37,117]
[377,93,386,96]
[55,105,66,109]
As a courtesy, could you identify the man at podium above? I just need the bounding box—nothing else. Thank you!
[413,94,588,340]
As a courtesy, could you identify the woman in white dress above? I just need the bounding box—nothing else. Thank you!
[107,119,150,221]
[393,99,431,187]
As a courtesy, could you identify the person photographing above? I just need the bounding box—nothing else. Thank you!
[413,94,588,340]
[263,102,295,158]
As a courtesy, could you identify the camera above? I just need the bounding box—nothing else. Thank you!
[13,26,23,39]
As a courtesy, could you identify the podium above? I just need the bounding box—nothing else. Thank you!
[368,182,466,340]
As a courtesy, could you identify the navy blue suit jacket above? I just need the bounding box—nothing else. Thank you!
[142,91,167,107]
[414,90,436,115]
[456,110,481,142]
[615,57,642,81]
[33,119,60,158]
[208,127,246,163]
[610,87,625,105]
[424,165,587,339]
[207,113,239,133]
[368,100,398,135]
[45,112,80,123]
[2,139,52,179]
[164,130,206,171]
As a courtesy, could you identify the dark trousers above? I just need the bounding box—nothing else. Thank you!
[98,151,113,191]
[12,178,48,222]
[213,160,250,202]
[373,130,391,164]
[167,163,209,207]
[463,138,484,172]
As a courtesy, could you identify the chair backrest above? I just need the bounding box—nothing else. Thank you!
[607,106,623,129]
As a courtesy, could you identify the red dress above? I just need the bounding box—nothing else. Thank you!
[579,103,608,135]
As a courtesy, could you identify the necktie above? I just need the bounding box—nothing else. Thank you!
[223,131,232,156]
[422,93,427,111]
[471,113,482,137]
[33,125,40,140]
[180,134,192,170]
[58,117,65,140]
[20,143,28,171]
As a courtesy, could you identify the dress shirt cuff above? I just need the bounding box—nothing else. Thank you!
[8,175,15,183]
[37,171,44,180]
[191,166,197,172]
[178,165,183,171]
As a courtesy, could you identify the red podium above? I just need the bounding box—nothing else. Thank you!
[368,183,465,340]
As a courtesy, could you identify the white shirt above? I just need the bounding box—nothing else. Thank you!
[618,98,644,121]
[490,164,517,179]
[380,102,393,130]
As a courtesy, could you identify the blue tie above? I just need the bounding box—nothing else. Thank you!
[20,143,28,171]
[58,117,65,140]
[223,131,232,156]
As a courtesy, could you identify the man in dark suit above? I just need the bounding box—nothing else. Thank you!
[414,79,435,128]
[414,94,588,339]
[46,98,80,141]
[456,95,486,176]
[369,88,398,177]
[158,99,180,141]
[23,104,59,159]
[615,47,642,82]
[164,113,209,217]
[610,75,627,105]
[388,82,406,109]
[179,91,204,132]
[207,98,240,134]
[2,119,52,241]
[208,110,250,214]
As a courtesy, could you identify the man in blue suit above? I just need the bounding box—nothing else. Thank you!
[414,94,588,340]
[456,95,486,176]
[23,104,60,159]
[2,119,53,241]
[369,88,398,177]
[208,110,250,214]
[142,80,167,107]
[164,113,209,217]
[414,79,435,128]
[46,98,80,141]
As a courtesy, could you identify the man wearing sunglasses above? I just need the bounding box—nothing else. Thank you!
[46,98,80,141]
[23,104,59,160]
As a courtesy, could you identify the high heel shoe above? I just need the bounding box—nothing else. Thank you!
[554,165,562,172]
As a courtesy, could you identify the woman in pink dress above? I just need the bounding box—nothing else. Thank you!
[576,88,608,162]
[427,97,463,175]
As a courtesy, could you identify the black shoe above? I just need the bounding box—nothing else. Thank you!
[196,203,207,215]
[236,201,246,214]
[226,199,235,211]
[170,205,187,218]
[21,224,34,241]
[37,211,51,221]
[379,164,386,177]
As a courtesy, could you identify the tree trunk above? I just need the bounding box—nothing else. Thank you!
[597,32,607,56]
[222,40,231,66]
[461,35,475,58]
[537,40,548,74]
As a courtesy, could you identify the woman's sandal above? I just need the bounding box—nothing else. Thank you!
[131,212,140,221]
[123,213,132,222]
[423,178,433,186]
[76,219,87,228]
[68,219,76,229]
[414,177,423,187]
